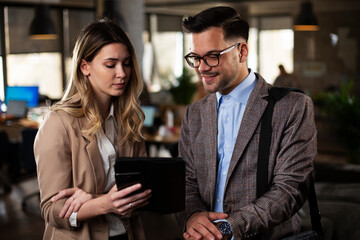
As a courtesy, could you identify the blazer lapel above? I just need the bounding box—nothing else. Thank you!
[227,75,270,178]
[79,117,106,193]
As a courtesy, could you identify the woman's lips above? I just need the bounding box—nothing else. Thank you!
[114,82,126,89]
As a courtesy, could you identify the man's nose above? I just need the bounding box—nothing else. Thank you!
[198,59,211,72]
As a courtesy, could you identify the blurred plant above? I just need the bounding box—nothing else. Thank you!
[169,67,197,105]
[314,80,360,164]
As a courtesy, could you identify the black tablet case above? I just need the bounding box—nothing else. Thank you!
[114,157,185,214]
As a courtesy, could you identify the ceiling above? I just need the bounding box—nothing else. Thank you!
[145,0,299,16]
[145,0,360,16]
[3,0,360,17]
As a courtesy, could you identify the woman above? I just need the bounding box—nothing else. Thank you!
[34,19,151,240]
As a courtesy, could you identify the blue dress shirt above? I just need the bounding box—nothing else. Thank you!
[214,69,257,212]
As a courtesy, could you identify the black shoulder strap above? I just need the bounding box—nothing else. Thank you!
[256,87,323,235]
[256,87,303,198]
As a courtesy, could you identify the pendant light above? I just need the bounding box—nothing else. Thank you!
[29,5,57,40]
[294,1,319,31]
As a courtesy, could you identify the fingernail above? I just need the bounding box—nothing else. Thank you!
[52,197,54,202]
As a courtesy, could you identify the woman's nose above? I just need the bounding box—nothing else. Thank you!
[116,65,127,78]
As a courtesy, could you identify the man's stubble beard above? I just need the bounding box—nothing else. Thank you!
[199,69,238,94]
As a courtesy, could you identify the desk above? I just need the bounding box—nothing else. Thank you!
[144,133,179,145]
[0,117,38,182]
[144,129,180,157]
[0,117,39,142]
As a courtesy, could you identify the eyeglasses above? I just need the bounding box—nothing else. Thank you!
[184,43,241,68]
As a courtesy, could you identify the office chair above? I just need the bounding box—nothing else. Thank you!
[0,131,12,193]
[19,128,39,211]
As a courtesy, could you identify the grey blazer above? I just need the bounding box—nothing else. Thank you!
[178,73,317,239]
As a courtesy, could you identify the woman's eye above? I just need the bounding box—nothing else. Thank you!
[123,61,132,67]
[106,65,115,68]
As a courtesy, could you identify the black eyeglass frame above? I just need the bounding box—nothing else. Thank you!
[184,42,241,68]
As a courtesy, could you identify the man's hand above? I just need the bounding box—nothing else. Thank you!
[184,211,228,240]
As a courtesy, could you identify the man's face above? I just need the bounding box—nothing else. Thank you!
[189,27,245,95]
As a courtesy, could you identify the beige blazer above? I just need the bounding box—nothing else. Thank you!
[34,109,147,240]
[178,74,317,239]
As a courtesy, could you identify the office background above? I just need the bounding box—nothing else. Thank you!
[0,0,359,239]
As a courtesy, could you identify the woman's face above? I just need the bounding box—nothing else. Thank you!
[81,43,132,106]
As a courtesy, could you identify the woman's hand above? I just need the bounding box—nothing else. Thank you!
[52,187,93,218]
[101,184,152,216]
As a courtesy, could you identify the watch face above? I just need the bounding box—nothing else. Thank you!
[219,222,232,235]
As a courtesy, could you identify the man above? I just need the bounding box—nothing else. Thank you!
[177,6,317,240]
[274,64,299,88]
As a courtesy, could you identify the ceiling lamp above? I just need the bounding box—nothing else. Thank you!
[294,1,319,31]
[29,5,57,40]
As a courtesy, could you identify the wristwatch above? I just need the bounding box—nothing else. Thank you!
[215,221,233,240]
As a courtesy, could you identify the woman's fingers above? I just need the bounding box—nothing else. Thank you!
[59,196,74,218]
[57,188,92,218]
[64,203,75,218]
[112,189,152,215]
[52,188,76,202]
[123,200,149,215]
[73,201,82,213]
[117,183,142,197]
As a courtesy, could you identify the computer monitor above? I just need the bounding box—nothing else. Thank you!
[141,105,156,128]
[6,100,28,119]
[5,86,39,108]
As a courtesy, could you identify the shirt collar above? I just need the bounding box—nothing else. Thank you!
[105,103,116,126]
[101,103,118,135]
[106,103,115,119]
[216,68,256,106]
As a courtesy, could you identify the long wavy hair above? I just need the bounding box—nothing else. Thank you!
[52,18,144,143]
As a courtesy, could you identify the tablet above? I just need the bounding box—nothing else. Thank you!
[114,157,185,214]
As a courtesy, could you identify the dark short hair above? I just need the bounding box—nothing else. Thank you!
[182,6,249,42]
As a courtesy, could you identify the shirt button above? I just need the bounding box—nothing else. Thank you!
[222,171,227,175]
[217,199,221,202]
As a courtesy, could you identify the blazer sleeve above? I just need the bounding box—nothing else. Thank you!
[177,105,208,230]
[34,111,74,230]
[228,94,317,238]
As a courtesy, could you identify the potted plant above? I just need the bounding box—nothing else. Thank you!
[314,80,360,164]
[169,67,197,105]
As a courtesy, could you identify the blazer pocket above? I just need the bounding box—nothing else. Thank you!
[52,228,78,240]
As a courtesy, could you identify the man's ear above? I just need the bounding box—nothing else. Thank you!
[80,59,90,76]
[239,43,248,63]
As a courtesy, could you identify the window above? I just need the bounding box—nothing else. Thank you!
[5,6,62,100]
[0,5,95,104]
[142,14,186,93]
[248,16,294,84]
[7,53,63,99]
[0,57,4,102]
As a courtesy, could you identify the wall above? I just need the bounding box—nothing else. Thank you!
[293,4,360,95]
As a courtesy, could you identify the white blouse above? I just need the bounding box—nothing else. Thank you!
[70,104,126,236]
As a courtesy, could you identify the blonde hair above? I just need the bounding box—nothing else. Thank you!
[52,19,144,143]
